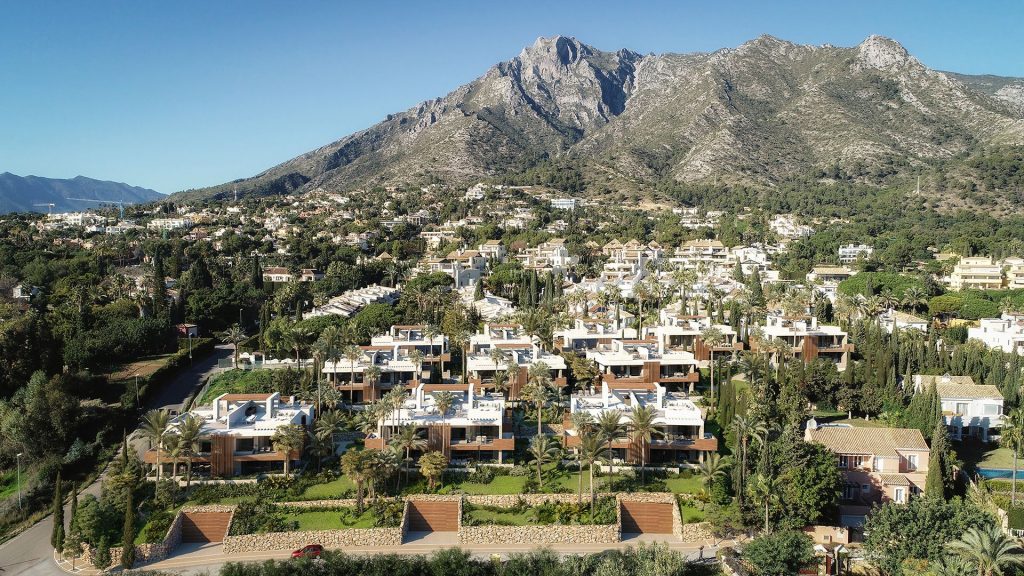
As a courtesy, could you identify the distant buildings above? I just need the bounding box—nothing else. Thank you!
[838,243,873,264]
[757,312,852,371]
[305,285,400,319]
[949,256,1003,290]
[878,309,928,334]
[148,217,194,232]
[550,198,577,210]
[967,314,1024,355]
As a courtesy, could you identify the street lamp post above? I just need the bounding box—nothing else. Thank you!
[134,374,140,408]
[16,452,23,509]
[188,332,193,365]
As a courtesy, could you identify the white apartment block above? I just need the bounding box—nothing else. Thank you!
[565,382,717,465]
[148,217,194,231]
[838,243,873,264]
[477,240,506,261]
[515,238,577,272]
[967,314,1024,355]
[949,256,1003,290]
[550,198,577,210]
[770,214,814,240]
[912,375,1003,441]
[420,249,487,288]
[669,239,730,271]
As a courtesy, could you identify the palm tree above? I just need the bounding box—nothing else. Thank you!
[902,286,930,313]
[408,349,425,385]
[522,362,553,437]
[577,432,610,517]
[732,416,767,507]
[945,524,1024,576]
[271,424,306,477]
[701,326,724,403]
[569,411,596,503]
[176,414,204,488]
[596,409,626,489]
[489,347,508,383]
[163,434,181,479]
[140,409,170,483]
[218,325,247,367]
[528,434,562,488]
[433,390,455,455]
[341,449,371,513]
[1001,407,1024,506]
[698,453,730,492]
[626,405,663,485]
[750,473,781,534]
[310,338,331,411]
[878,289,899,312]
[286,325,313,369]
[393,424,428,488]
[418,450,448,491]
[363,365,383,402]
[422,324,443,377]
[343,344,362,395]
[314,410,347,469]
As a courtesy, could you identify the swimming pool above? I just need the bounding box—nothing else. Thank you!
[977,468,1024,480]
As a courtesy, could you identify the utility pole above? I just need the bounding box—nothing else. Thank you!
[16,452,23,508]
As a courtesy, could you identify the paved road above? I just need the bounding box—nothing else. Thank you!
[0,345,230,576]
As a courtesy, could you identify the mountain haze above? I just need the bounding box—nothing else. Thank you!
[0,173,163,215]
[175,35,1024,201]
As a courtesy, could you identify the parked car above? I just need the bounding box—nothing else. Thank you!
[291,544,323,559]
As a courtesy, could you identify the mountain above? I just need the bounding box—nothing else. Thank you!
[174,35,1024,202]
[0,173,163,215]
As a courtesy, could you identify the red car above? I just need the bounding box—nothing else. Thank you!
[291,544,323,559]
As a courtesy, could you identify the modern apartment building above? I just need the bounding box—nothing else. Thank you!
[756,312,852,370]
[143,392,314,478]
[364,382,514,463]
[564,382,717,466]
[949,256,1003,290]
[967,314,1024,355]
[588,338,700,392]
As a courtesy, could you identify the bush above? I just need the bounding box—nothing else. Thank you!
[92,536,112,570]
[141,509,175,543]
[509,465,531,477]
[228,501,296,535]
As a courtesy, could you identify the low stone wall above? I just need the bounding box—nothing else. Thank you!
[90,506,188,568]
[460,523,619,545]
[682,522,713,542]
[223,527,403,553]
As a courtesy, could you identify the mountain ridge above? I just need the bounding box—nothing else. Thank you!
[171,34,1024,202]
[0,172,163,215]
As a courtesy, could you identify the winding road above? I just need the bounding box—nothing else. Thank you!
[0,345,232,576]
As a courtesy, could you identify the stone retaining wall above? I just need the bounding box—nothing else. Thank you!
[460,523,619,545]
[89,506,187,568]
[682,522,713,542]
[223,527,403,553]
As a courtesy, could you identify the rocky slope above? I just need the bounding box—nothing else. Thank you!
[0,173,162,214]
[174,35,1024,200]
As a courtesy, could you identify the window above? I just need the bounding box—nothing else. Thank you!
[874,457,883,471]
[842,484,858,500]
[907,454,918,472]
[838,455,848,469]
[956,403,969,416]
[894,487,906,504]
[984,404,1002,416]
[861,484,871,494]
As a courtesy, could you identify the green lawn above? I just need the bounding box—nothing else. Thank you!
[0,470,18,500]
[301,476,356,499]
[282,508,378,530]
[831,418,888,429]
[679,504,706,523]
[956,438,1015,470]
[451,476,527,495]
[464,507,534,526]
[664,475,704,495]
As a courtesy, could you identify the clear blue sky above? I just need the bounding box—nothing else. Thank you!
[1,0,1021,194]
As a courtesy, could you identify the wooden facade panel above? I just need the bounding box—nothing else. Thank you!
[407,501,459,532]
[181,512,232,543]
[620,502,673,534]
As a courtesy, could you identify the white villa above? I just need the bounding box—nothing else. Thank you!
[968,314,1024,355]
[913,374,1004,440]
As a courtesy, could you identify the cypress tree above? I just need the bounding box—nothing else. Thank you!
[150,244,166,317]
[926,420,949,500]
[474,280,484,301]
[251,254,263,289]
[121,490,136,569]
[68,482,78,535]
[51,472,64,551]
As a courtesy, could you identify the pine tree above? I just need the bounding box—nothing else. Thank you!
[121,490,136,569]
[926,420,948,500]
[51,471,64,551]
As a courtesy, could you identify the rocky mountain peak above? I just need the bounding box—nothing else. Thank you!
[856,35,911,70]
[524,35,593,67]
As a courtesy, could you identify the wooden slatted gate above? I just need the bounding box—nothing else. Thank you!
[407,500,459,532]
[181,511,233,543]
[620,501,673,534]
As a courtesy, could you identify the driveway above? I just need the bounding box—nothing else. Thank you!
[0,345,229,576]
